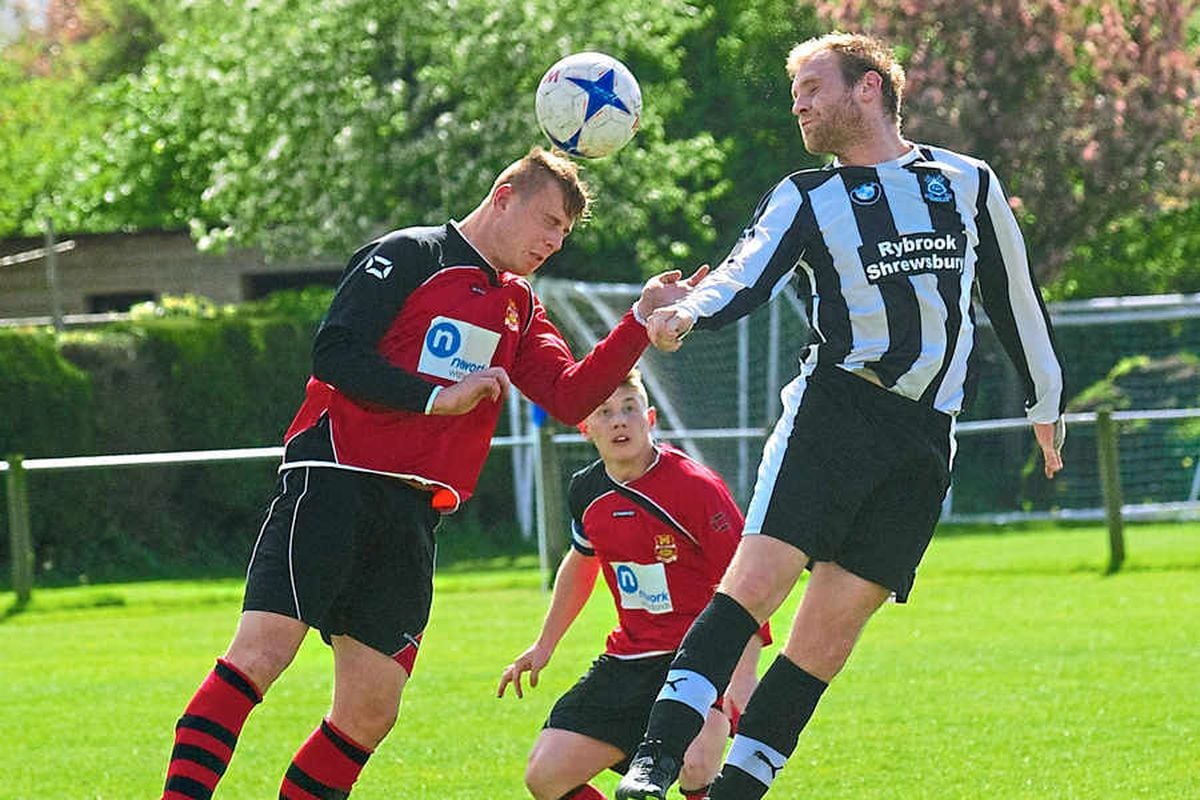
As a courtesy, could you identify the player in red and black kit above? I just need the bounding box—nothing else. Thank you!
[499,371,769,800]
[158,148,707,800]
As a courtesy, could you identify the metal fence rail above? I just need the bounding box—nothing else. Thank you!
[5,408,1198,603]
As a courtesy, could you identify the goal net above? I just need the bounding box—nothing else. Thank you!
[533,278,1200,524]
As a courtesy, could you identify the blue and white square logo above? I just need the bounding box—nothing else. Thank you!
[417,316,501,382]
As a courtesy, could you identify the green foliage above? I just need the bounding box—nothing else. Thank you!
[128,292,233,320]
[0,305,318,582]
[0,329,93,457]
[0,59,105,235]
[0,330,103,586]
[237,285,335,323]
[3,0,1198,291]
[673,0,826,240]
[1049,201,1200,299]
[0,291,529,582]
[0,0,178,236]
[10,0,830,281]
[47,0,722,279]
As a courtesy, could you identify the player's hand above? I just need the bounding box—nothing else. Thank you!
[635,264,709,322]
[497,643,553,699]
[430,367,511,416]
[646,306,696,352]
[1033,418,1066,479]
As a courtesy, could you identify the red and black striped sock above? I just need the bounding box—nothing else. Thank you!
[561,785,606,800]
[162,657,263,799]
[279,718,373,799]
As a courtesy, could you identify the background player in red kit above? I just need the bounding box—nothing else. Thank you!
[158,148,706,800]
[498,370,768,800]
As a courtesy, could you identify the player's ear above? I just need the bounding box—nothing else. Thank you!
[492,182,515,211]
[646,406,657,428]
[857,69,883,104]
[577,420,592,440]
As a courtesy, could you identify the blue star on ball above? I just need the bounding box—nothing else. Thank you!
[567,68,631,122]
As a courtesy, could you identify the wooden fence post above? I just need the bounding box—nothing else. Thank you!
[5,454,34,605]
[1096,410,1126,574]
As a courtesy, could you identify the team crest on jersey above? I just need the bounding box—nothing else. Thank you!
[850,181,882,206]
[654,534,678,564]
[921,173,953,203]
[504,299,520,332]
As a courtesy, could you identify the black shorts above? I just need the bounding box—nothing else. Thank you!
[744,365,952,602]
[545,654,675,774]
[242,466,440,670]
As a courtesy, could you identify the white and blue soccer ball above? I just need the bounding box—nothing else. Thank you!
[535,51,642,159]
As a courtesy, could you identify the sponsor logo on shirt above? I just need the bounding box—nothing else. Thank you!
[613,561,673,614]
[417,316,501,382]
[859,231,966,283]
[850,181,882,206]
[654,533,678,564]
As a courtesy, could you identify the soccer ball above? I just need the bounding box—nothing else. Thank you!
[535,51,642,159]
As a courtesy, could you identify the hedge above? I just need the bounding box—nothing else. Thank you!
[0,292,532,586]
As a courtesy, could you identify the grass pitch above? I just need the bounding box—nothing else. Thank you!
[2,523,1197,799]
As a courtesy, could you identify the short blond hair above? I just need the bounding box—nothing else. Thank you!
[787,32,906,121]
[618,368,649,405]
[493,146,591,223]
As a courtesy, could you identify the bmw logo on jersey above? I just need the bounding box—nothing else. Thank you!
[850,181,882,206]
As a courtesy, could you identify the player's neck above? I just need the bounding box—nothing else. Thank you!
[835,128,910,167]
[457,208,500,270]
[605,446,657,484]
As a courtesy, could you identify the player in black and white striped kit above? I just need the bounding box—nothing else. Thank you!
[617,32,1066,800]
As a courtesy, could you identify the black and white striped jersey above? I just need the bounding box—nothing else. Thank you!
[679,144,1064,422]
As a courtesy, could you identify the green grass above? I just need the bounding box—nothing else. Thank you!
[2,523,1198,799]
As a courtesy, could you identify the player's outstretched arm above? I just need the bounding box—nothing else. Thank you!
[429,367,511,416]
[1033,418,1066,479]
[635,264,709,323]
[497,549,599,699]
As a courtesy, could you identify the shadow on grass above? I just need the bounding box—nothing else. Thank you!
[2,590,128,623]
[2,596,28,621]
[927,557,1200,581]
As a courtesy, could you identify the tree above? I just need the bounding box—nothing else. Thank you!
[0,0,175,235]
[815,0,1200,280]
[45,0,735,281]
[671,0,826,254]
[1050,200,1200,298]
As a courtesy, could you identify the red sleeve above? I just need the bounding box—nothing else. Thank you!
[509,299,648,425]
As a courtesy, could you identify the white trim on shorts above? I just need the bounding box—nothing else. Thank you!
[743,371,810,536]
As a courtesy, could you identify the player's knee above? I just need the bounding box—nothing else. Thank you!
[721,575,782,620]
[224,647,293,692]
[522,760,557,800]
[357,702,400,743]
[719,548,801,619]
[783,635,853,682]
